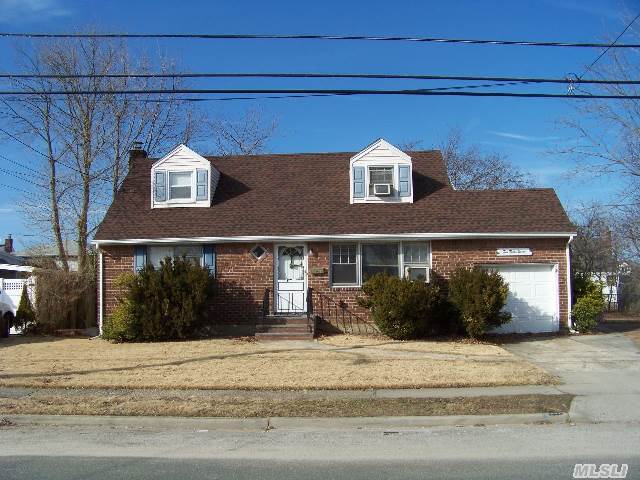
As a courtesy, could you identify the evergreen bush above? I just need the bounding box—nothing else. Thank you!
[357,273,449,340]
[448,267,511,338]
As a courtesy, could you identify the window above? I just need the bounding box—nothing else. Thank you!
[403,242,429,282]
[148,245,202,268]
[331,244,358,285]
[368,166,393,196]
[330,242,430,286]
[169,171,192,200]
[362,243,398,280]
[250,245,266,260]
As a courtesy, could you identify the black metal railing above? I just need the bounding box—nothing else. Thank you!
[312,291,378,335]
[306,287,315,333]
[261,288,270,320]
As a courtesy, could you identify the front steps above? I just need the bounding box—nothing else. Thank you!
[256,315,314,341]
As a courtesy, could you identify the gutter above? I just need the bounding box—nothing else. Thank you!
[92,231,578,247]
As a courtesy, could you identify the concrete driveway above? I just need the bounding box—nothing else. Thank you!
[504,332,640,423]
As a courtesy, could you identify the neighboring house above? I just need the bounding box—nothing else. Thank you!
[0,235,34,336]
[18,239,79,271]
[93,139,576,338]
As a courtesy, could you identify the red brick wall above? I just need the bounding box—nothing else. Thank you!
[100,245,134,323]
[99,237,570,335]
[431,238,570,327]
[208,243,274,329]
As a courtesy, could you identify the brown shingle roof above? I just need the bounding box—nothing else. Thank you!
[93,150,575,241]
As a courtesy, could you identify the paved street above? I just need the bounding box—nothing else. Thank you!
[1,422,639,479]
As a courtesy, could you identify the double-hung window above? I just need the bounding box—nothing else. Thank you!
[169,171,193,200]
[403,242,429,281]
[331,244,358,285]
[368,166,393,196]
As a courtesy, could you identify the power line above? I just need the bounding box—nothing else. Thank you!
[1,32,639,48]
[582,13,640,78]
[0,88,638,99]
[0,182,33,195]
[1,72,639,85]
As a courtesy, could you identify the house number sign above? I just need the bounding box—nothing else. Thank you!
[496,248,533,257]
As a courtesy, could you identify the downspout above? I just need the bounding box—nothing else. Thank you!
[98,249,104,335]
[566,234,575,331]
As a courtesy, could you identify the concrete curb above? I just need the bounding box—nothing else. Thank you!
[1,412,568,431]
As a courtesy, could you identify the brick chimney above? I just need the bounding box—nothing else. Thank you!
[129,141,148,164]
[4,234,13,254]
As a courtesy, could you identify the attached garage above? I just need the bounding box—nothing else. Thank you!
[486,264,560,334]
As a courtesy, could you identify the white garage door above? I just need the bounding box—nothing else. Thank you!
[487,264,559,334]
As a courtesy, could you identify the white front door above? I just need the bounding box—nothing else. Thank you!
[275,245,307,313]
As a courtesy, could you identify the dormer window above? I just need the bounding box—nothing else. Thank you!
[169,171,193,200]
[151,144,220,209]
[368,166,394,197]
[350,139,413,204]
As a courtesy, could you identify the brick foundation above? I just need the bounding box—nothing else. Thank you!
[99,236,570,335]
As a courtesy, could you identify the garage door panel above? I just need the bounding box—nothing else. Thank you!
[486,264,559,334]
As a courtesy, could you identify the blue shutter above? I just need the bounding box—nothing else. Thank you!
[154,171,166,202]
[134,245,147,272]
[196,169,209,201]
[203,244,216,276]
[352,166,365,199]
[398,165,411,197]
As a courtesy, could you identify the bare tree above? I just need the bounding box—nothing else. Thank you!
[1,37,203,271]
[209,108,277,156]
[571,205,622,276]
[560,26,640,259]
[438,128,533,190]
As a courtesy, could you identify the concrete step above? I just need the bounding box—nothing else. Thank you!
[256,332,314,341]
[256,324,311,334]
[258,316,309,326]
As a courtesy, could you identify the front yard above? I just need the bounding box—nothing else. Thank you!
[0,335,555,390]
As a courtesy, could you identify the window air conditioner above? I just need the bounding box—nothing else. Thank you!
[373,183,392,196]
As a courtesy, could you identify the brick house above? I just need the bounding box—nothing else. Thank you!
[93,139,576,339]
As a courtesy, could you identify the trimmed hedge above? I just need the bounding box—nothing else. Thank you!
[572,277,605,333]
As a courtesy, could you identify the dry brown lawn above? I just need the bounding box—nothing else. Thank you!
[0,335,555,390]
[0,393,572,418]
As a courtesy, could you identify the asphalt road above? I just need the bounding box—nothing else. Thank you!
[1,422,639,480]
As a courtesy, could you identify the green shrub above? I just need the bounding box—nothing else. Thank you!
[104,257,214,342]
[14,284,36,331]
[448,267,511,338]
[357,273,449,340]
[571,277,605,333]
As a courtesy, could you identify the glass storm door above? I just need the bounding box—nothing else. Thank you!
[276,245,306,313]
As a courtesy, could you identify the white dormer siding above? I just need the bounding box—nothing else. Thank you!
[349,139,413,204]
[151,144,219,209]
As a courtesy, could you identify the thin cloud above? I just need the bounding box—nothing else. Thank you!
[487,131,560,143]
[0,208,15,213]
[0,0,72,23]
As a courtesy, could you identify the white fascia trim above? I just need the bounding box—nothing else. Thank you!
[92,231,577,246]
[349,138,411,165]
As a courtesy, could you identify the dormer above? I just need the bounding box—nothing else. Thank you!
[151,144,220,209]
[349,139,413,204]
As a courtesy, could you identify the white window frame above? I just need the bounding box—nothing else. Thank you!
[366,165,396,199]
[330,241,431,288]
[168,170,196,203]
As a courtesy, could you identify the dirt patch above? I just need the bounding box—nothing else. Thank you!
[0,336,555,390]
[0,393,572,418]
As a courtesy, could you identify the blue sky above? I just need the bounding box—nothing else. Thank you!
[0,0,635,250]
